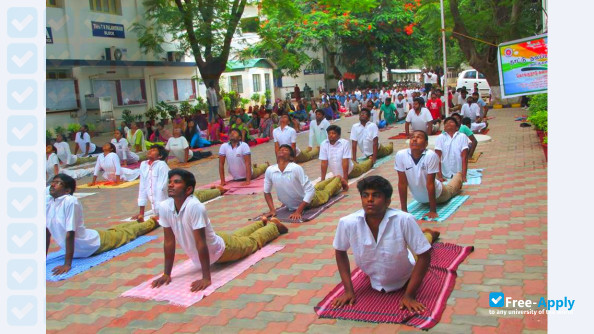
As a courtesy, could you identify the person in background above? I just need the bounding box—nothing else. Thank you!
[54,133,77,166]
[73,124,102,157]
[111,129,139,166]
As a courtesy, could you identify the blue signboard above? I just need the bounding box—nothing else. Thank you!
[91,21,125,39]
[46,27,53,44]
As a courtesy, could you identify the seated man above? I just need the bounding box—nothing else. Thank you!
[395,130,463,219]
[435,117,469,182]
[405,98,435,136]
[264,145,343,221]
[151,169,288,292]
[380,97,397,125]
[165,128,212,163]
[88,143,140,186]
[218,128,268,186]
[331,175,440,312]
[309,109,331,149]
[451,113,478,162]
[47,174,158,275]
[320,125,375,182]
[350,109,393,165]
[461,96,487,134]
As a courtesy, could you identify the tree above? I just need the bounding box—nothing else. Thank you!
[131,0,249,107]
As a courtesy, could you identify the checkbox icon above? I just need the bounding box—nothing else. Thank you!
[7,295,37,326]
[7,44,37,74]
[7,188,37,218]
[7,259,37,290]
[7,116,37,146]
[7,152,37,182]
[7,7,38,38]
[7,224,37,254]
[489,292,505,307]
[7,80,37,110]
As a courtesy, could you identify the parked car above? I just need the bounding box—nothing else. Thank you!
[456,69,491,98]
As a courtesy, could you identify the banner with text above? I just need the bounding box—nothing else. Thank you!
[497,34,547,98]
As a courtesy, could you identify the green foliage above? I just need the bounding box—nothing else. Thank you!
[240,16,260,33]
[240,98,251,108]
[87,123,96,132]
[54,126,65,137]
[67,123,81,134]
[46,129,54,140]
[543,135,547,144]
[179,101,192,117]
[527,93,547,132]
[193,96,208,112]
[121,109,135,124]
[528,94,547,115]
[144,107,159,121]
[136,114,143,122]
[221,90,240,110]
[155,101,178,120]
[250,93,261,103]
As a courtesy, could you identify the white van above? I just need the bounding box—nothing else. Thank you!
[456,69,490,98]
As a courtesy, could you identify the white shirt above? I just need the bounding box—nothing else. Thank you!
[158,196,225,268]
[394,149,443,203]
[434,131,469,178]
[394,99,408,119]
[75,132,96,155]
[461,103,481,122]
[47,153,60,181]
[137,160,170,209]
[219,142,251,180]
[333,208,431,292]
[350,122,379,158]
[111,138,139,164]
[309,118,330,147]
[273,126,300,155]
[46,194,100,258]
[457,94,467,106]
[319,138,353,178]
[406,108,433,132]
[263,163,315,210]
[54,141,77,165]
[93,152,122,181]
[166,136,190,162]
[371,107,380,125]
[206,87,218,107]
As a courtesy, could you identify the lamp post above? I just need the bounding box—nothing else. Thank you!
[440,0,449,117]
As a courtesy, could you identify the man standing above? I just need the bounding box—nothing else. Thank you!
[405,98,434,136]
[395,130,463,220]
[206,81,219,124]
[294,84,301,102]
[337,77,344,93]
[350,109,392,165]
[435,117,469,182]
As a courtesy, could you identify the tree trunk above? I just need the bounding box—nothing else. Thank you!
[197,59,227,117]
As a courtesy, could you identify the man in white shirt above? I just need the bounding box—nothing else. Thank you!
[337,77,344,93]
[206,81,219,123]
[73,125,101,157]
[331,175,440,312]
[273,114,318,163]
[350,109,393,165]
[435,117,469,182]
[218,128,268,186]
[166,128,212,163]
[405,97,434,137]
[394,94,410,120]
[462,96,488,133]
[134,145,170,221]
[320,125,353,185]
[395,130,464,220]
[152,169,288,292]
[47,174,158,275]
[263,145,343,221]
[309,109,331,149]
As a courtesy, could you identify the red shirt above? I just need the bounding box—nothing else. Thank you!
[426,98,442,120]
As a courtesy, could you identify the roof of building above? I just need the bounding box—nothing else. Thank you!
[226,58,276,71]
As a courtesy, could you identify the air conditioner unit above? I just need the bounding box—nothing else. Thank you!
[105,46,125,61]
[167,51,182,62]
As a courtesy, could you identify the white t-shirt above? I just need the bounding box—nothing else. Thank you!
[111,138,139,164]
[46,153,60,181]
[394,99,408,119]
[158,196,225,268]
[93,152,122,181]
[406,108,433,132]
[263,163,315,211]
[461,103,481,122]
[333,208,431,292]
[394,149,443,203]
[46,194,100,258]
[350,122,379,157]
[137,160,170,209]
[54,141,77,165]
[219,142,251,180]
[434,132,469,178]
[75,132,96,155]
[319,138,354,178]
[309,118,330,147]
[165,136,190,162]
[273,126,300,155]
[371,107,381,125]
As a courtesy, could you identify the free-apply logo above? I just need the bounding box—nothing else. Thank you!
[489,292,505,307]
[488,292,576,315]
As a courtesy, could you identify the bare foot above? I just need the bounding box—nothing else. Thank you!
[269,217,289,234]
[261,215,269,225]
[422,228,440,242]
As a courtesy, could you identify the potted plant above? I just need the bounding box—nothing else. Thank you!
[135,114,144,128]
[121,109,135,126]
[251,93,260,104]
[179,101,192,118]
[87,123,98,136]
[144,107,159,125]
[240,98,250,109]
[54,126,65,138]
[46,129,54,143]
[67,123,81,140]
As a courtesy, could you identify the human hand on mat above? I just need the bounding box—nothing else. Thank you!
[151,274,171,288]
[52,264,71,275]
[191,278,211,292]
[265,210,276,218]
[241,180,251,186]
[424,211,439,219]
[134,214,145,222]
[331,292,356,308]
[289,211,302,221]
[400,295,426,313]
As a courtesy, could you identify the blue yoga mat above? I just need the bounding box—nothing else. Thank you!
[444,169,483,186]
[46,235,158,281]
[407,195,469,222]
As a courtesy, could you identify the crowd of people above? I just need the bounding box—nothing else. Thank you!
[46,77,491,314]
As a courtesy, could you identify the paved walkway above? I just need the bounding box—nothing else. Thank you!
[46,108,547,333]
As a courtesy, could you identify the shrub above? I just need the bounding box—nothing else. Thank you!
[528,94,547,115]
[122,109,135,124]
[179,101,192,117]
[240,98,250,108]
[54,126,65,137]
[67,123,81,134]
[251,93,260,103]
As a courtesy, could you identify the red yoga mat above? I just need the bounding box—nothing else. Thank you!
[248,137,270,147]
[389,133,408,140]
[314,243,474,330]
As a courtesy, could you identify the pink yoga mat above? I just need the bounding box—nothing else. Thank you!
[121,244,284,307]
[251,194,347,223]
[315,243,474,330]
[198,175,266,195]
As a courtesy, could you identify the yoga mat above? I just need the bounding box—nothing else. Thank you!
[251,194,347,223]
[124,161,142,170]
[168,155,217,168]
[198,175,266,196]
[469,151,483,163]
[121,244,285,307]
[314,242,474,330]
[480,128,490,135]
[444,169,483,186]
[396,119,406,124]
[247,137,270,147]
[121,210,154,222]
[46,235,158,281]
[77,179,140,189]
[407,195,469,222]
[389,133,408,140]
[73,192,96,199]
[357,153,394,168]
